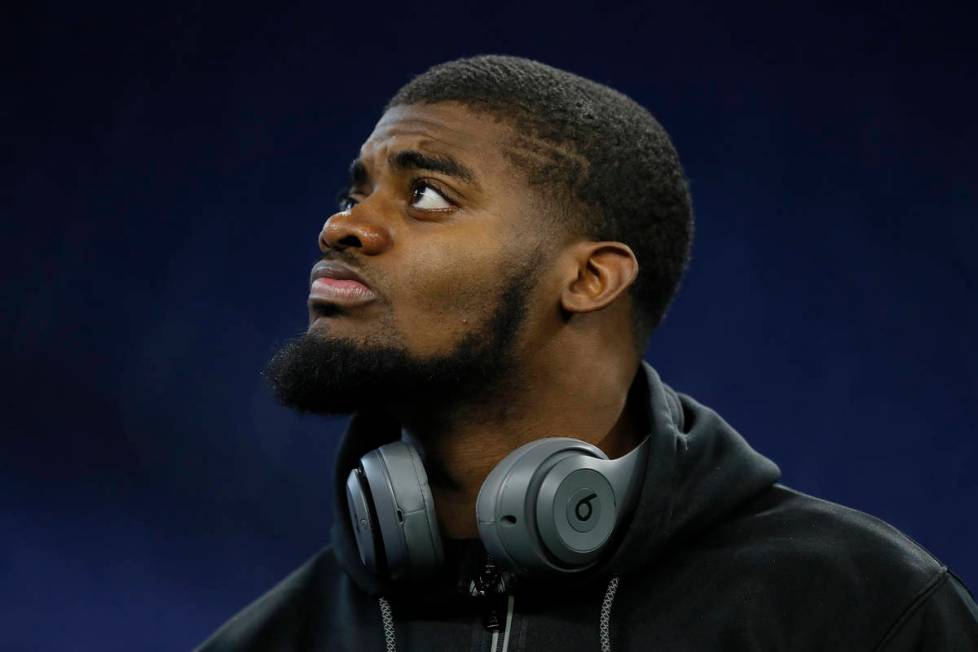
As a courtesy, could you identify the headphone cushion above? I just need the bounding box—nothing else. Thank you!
[359,442,445,580]
[345,466,382,574]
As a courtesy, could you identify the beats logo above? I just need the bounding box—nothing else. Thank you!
[575,492,598,521]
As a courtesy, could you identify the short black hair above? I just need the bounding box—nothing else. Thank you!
[387,55,694,350]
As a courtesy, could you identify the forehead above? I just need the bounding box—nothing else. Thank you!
[359,103,517,182]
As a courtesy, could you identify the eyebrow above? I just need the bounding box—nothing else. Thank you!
[347,149,478,188]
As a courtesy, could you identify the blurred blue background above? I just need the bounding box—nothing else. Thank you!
[3,1,976,650]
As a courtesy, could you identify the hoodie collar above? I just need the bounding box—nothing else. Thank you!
[330,360,781,598]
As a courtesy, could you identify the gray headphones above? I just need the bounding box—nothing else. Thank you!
[345,435,650,581]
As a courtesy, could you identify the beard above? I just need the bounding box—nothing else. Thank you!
[262,257,542,418]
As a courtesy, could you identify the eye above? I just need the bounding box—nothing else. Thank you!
[336,186,359,212]
[410,182,452,211]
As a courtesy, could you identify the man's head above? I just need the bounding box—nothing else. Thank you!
[265,55,693,418]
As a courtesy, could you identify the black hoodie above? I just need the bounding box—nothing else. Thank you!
[197,361,978,651]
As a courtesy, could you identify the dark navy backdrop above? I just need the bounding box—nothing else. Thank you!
[3,2,976,650]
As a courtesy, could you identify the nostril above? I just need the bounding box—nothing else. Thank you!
[338,235,361,248]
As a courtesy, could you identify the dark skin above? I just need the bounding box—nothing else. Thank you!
[317,102,644,540]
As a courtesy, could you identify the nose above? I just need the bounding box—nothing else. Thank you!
[318,206,392,255]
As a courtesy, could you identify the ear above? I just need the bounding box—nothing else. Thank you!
[560,241,639,315]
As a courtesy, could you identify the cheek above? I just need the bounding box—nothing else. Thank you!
[392,237,503,349]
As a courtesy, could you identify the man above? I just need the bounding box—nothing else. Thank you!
[197,55,978,651]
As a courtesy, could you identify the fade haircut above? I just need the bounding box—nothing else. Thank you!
[387,55,694,350]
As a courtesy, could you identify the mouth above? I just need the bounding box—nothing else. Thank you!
[308,261,377,309]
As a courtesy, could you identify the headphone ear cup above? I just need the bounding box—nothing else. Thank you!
[346,465,384,576]
[354,442,445,581]
[476,438,612,577]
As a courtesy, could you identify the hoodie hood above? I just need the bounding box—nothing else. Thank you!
[330,360,781,599]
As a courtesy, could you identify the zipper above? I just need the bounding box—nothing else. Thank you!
[468,553,506,631]
[465,551,518,638]
[490,595,516,652]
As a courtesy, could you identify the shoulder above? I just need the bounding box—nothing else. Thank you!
[704,484,959,646]
[194,547,341,652]
[742,486,978,648]
[624,483,964,649]
[736,484,945,583]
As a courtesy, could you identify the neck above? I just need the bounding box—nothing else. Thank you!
[398,357,645,540]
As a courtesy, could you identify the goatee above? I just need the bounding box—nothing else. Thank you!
[262,257,540,417]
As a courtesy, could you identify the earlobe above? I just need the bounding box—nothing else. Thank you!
[560,242,639,314]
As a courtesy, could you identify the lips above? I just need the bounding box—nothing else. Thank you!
[310,261,371,288]
[309,261,377,308]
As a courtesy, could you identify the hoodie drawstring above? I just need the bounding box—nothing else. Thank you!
[377,575,621,652]
[599,576,621,652]
[379,596,396,652]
